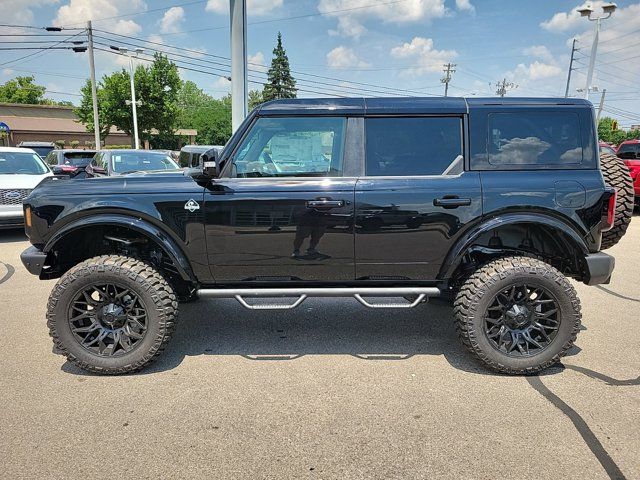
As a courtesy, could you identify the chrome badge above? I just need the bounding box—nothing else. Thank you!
[184,199,200,213]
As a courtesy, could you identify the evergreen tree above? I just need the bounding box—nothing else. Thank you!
[262,32,297,101]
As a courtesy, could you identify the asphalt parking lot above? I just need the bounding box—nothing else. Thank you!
[1,218,638,480]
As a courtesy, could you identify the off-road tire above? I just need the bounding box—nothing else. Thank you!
[600,152,634,249]
[47,255,177,374]
[453,256,581,375]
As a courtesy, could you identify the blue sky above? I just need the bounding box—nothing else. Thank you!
[1,0,639,128]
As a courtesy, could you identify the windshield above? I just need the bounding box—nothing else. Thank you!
[111,151,180,173]
[0,151,49,175]
[600,145,616,156]
[63,152,95,167]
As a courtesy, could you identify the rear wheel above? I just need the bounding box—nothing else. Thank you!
[600,152,634,249]
[47,255,177,374]
[454,256,581,374]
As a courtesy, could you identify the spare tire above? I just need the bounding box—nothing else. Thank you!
[600,152,634,250]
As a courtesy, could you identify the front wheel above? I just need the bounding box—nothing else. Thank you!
[47,255,177,374]
[453,256,581,374]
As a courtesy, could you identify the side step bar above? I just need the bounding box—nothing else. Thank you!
[198,287,441,310]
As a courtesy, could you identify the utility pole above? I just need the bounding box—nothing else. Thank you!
[230,0,248,132]
[597,88,607,121]
[565,38,577,98]
[86,21,101,148]
[495,78,518,97]
[441,62,456,97]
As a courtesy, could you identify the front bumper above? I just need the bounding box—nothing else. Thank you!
[584,252,615,285]
[0,206,24,229]
[20,246,47,276]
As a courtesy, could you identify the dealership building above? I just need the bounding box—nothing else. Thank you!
[0,102,131,147]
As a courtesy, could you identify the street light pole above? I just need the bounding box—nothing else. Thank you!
[230,0,248,132]
[579,3,617,101]
[127,54,140,150]
[111,46,143,149]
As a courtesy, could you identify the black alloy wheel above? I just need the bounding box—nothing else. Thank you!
[68,283,148,357]
[484,284,559,357]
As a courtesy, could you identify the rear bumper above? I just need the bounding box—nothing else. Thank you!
[584,252,615,285]
[20,246,47,276]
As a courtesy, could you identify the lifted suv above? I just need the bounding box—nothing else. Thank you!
[21,97,626,375]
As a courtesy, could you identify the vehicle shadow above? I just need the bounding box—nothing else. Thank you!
[0,228,27,244]
[63,297,565,376]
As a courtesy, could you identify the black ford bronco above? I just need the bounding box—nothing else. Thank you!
[20,97,633,375]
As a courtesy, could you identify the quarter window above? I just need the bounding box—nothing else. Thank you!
[365,117,463,176]
[231,117,346,178]
[488,112,583,165]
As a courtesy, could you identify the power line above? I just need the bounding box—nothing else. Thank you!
[0,31,85,68]
[94,30,437,97]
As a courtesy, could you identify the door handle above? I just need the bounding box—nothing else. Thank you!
[433,197,472,209]
[306,199,345,209]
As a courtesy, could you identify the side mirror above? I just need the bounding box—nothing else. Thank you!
[92,166,107,176]
[52,166,65,175]
[201,149,220,177]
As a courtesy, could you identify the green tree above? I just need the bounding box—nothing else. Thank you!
[176,82,233,145]
[0,76,46,104]
[262,32,296,101]
[76,54,182,147]
[248,89,264,110]
[598,117,627,145]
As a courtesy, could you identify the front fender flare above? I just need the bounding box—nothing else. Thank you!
[44,213,196,282]
[439,213,589,280]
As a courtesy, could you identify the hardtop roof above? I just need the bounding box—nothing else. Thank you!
[257,96,592,116]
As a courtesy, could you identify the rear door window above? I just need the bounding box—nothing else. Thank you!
[364,117,463,176]
[488,112,583,166]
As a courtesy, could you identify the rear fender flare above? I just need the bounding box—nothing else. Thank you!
[44,213,196,282]
[439,213,589,280]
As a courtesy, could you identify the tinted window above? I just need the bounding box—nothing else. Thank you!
[488,113,582,165]
[365,117,463,176]
[111,152,180,173]
[617,143,640,159]
[63,152,95,167]
[231,117,346,178]
[0,152,49,175]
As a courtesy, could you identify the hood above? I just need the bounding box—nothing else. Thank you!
[0,172,52,190]
[30,169,198,198]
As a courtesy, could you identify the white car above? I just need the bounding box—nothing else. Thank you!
[0,147,53,229]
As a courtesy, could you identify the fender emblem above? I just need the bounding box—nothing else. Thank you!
[184,199,200,213]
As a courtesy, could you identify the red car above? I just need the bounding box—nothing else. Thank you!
[616,139,640,207]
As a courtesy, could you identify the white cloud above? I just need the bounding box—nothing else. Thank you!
[523,45,555,63]
[2,69,15,76]
[390,37,457,75]
[53,0,145,35]
[206,0,282,16]
[318,0,451,39]
[326,46,370,69]
[160,6,185,34]
[541,1,617,32]
[519,61,563,81]
[248,52,268,72]
[1,1,58,35]
[455,0,475,13]
[148,34,164,45]
[212,75,231,93]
